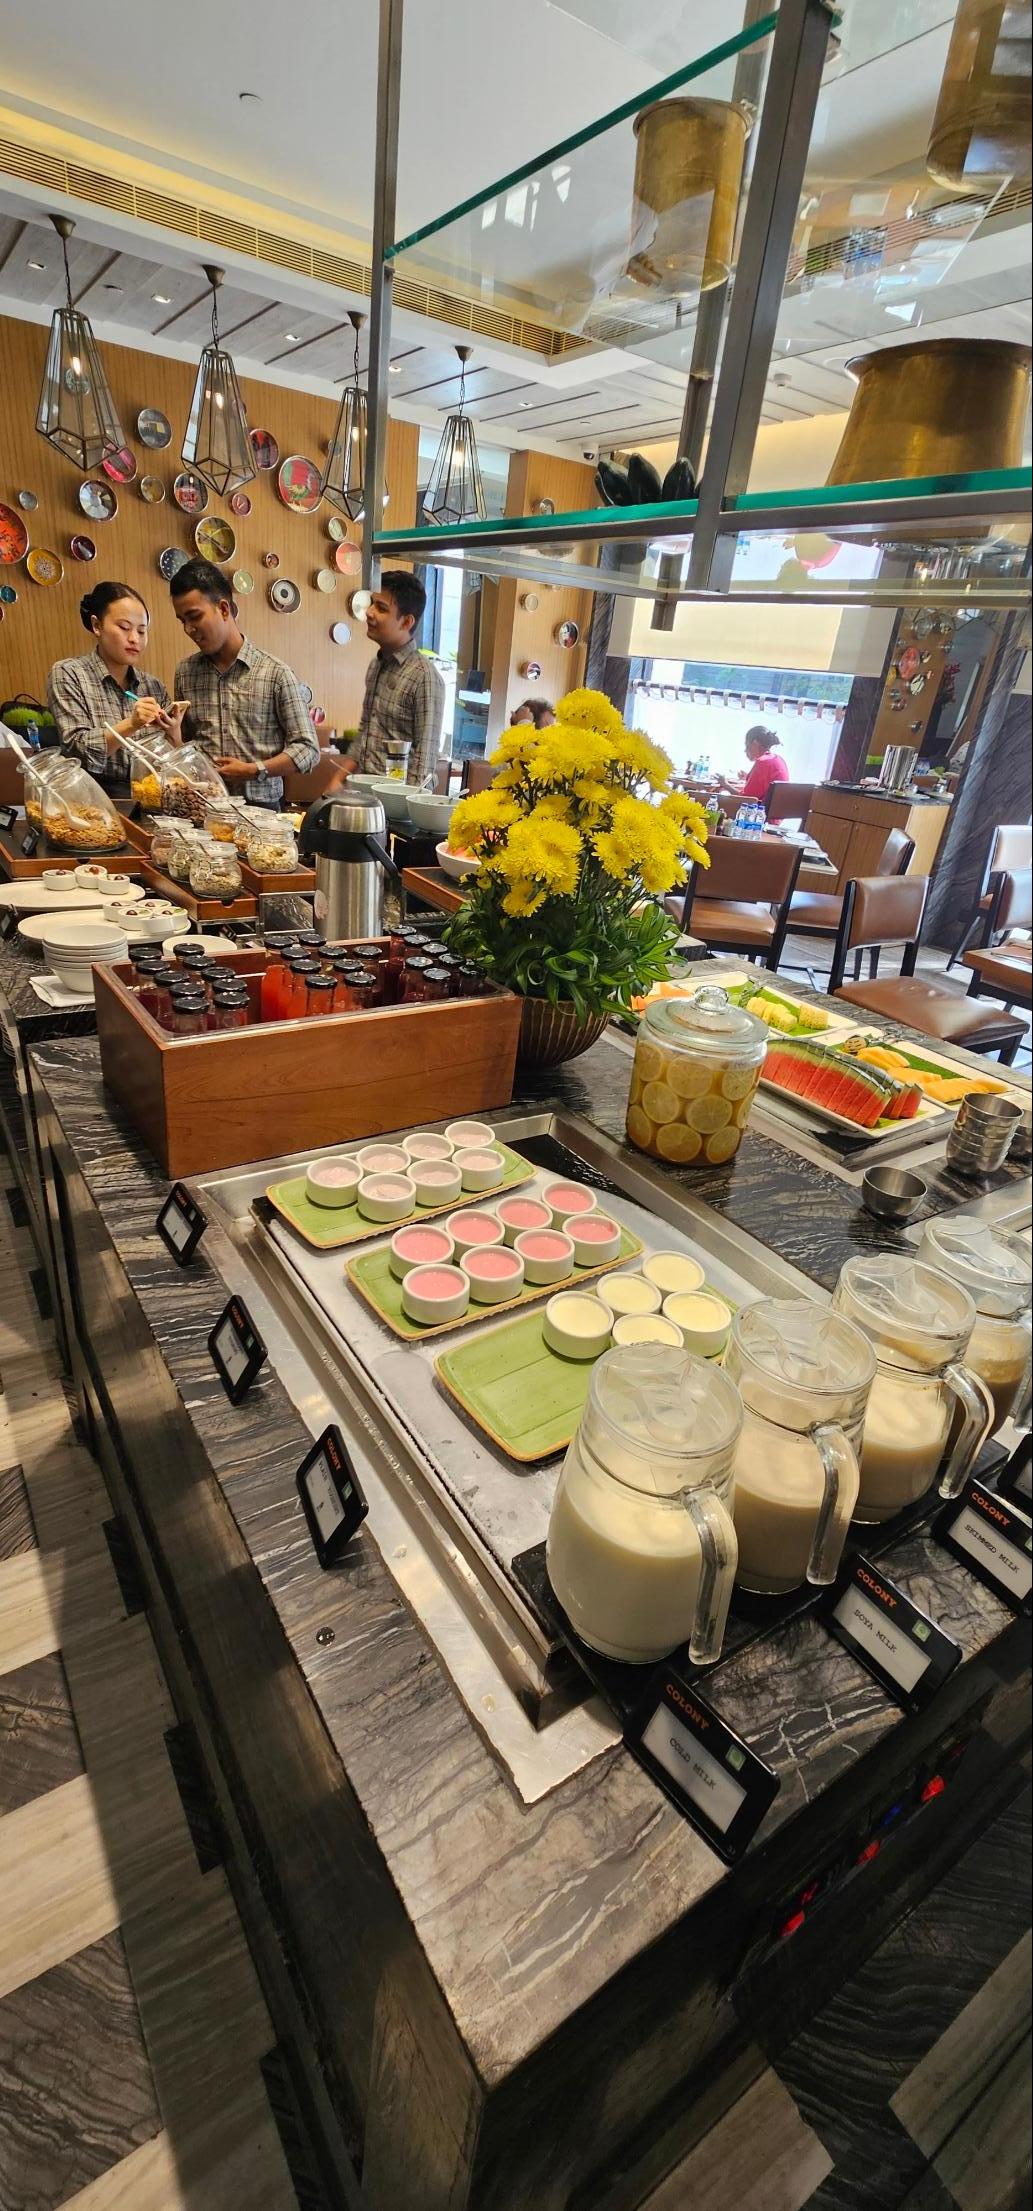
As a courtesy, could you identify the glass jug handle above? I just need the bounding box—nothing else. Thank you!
[682,1489,738,1666]
[938,1362,994,1499]
[807,1423,860,1586]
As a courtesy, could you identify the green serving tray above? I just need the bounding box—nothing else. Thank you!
[265,1142,535,1251]
[435,1309,598,1462]
[347,1225,643,1341]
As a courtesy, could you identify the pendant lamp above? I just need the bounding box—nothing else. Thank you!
[36,215,128,471]
[181,265,256,498]
[321,310,387,520]
[423,347,486,524]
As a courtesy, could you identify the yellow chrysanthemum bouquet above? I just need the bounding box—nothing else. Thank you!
[444,688,709,1018]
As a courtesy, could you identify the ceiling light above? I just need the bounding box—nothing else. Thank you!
[388,361,402,373]
[321,309,388,521]
[152,292,171,304]
[180,264,256,497]
[285,332,298,343]
[423,347,486,525]
[27,257,46,271]
[36,214,127,471]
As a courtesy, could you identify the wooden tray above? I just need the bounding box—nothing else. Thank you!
[347,1225,643,1338]
[123,812,315,896]
[266,1144,535,1251]
[0,822,138,880]
[435,1310,597,1463]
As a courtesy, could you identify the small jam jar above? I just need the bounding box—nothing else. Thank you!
[169,984,208,1036]
[306,974,337,1017]
[403,954,436,1002]
[209,984,250,1031]
[421,964,452,1003]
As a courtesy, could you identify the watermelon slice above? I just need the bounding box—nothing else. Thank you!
[763,1039,892,1127]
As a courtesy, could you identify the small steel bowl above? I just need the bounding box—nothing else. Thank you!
[861,1166,928,1223]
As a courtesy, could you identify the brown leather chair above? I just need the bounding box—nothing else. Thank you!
[830,875,1026,1062]
[766,781,816,829]
[948,824,1033,970]
[669,835,803,969]
[281,750,348,808]
[788,826,914,960]
[462,757,497,795]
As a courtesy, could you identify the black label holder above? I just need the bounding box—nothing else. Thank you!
[207,1296,266,1404]
[935,1478,1032,1615]
[155,1181,207,1267]
[624,1669,779,1865]
[296,1425,368,1568]
[822,1555,962,1713]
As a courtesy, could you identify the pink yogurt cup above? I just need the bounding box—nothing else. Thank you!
[567,1212,622,1265]
[460,1245,526,1305]
[495,1194,553,1246]
[543,1180,598,1229]
[389,1223,456,1279]
[514,1227,576,1285]
[447,1209,505,1259]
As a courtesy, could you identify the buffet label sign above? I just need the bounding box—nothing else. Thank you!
[0,805,17,833]
[20,828,39,857]
[625,1672,778,1864]
[935,1479,1032,1614]
[296,1424,368,1568]
[156,1181,207,1267]
[207,1296,267,1404]
[823,1557,961,1712]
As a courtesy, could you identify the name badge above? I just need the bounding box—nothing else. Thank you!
[207,1295,266,1404]
[0,804,18,833]
[156,1181,207,1267]
[297,1426,368,1568]
[997,1436,1032,1512]
[21,828,40,857]
[936,1478,1032,1614]
[625,1671,778,1864]
[823,1556,961,1712]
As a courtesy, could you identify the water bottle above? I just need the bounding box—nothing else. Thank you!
[732,805,748,839]
[749,801,764,839]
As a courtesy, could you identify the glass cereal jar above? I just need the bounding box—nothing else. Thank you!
[204,800,239,843]
[626,987,767,1167]
[188,835,242,900]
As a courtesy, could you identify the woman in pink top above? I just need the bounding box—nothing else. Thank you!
[740,725,789,804]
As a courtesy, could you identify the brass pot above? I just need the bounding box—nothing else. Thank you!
[826,337,1032,485]
[627,98,751,295]
[517,997,609,1068]
[926,0,1032,193]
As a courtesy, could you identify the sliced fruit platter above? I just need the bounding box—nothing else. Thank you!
[761,1031,1008,1135]
[628,974,854,1038]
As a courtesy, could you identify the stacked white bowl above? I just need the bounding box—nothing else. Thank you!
[37,916,129,996]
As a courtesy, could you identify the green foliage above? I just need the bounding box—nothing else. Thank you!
[445,873,678,1020]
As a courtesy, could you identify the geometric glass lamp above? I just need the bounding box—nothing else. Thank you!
[423,346,486,524]
[321,310,388,521]
[181,265,256,498]
[36,214,128,471]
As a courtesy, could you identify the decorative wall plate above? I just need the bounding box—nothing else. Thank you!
[533,497,556,516]
[333,540,360,573]
[139,475,166,505]
[907,671,927,696]
[330,621,351,646]
[0,504,29,563]
[555,620,579,648]
[229,490,252,518]
[102,447,138,484]
[326,516,346,543]
[520,591,539,611]
[78,480,117,523]
[69,534,96,562]
[298,681,314,706]
[348,589,372,620]
[520,659,543,681]
[269,577,301,612]
[232,568,254,595]
[26,547,64,586]
[896,645,921,683]
[158,545,190,581]
[315,567,337,593]
[277,455,322,513]
[17,489,38,512]
[173,471,209,516]
[250,428,279,471]
[195,516,236,564]
[0,583,17,604]
[262,551,280,568]
[138,407,172,449]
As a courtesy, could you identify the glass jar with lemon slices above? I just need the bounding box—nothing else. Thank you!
[626,986,768,1167]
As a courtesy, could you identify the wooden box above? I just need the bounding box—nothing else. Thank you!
[93,950,522,1176]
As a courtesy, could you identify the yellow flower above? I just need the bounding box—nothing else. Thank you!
[660,791,710,838]
[533,791,576,822]
[501,877,546,918]
[531,726,614,788]
[448,788,520,853]
[611,729,675,790]
[501,812,582,897]
[554,687,625,738]
[490,729,537,768]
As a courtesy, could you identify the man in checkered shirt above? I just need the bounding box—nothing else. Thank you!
[169,559,319,806]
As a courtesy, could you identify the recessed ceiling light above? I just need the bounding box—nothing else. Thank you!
[518,400,533,408]
[285,332,298,343]
[388,361,402,373]
[27,257,46,271]
[152,291,171,304]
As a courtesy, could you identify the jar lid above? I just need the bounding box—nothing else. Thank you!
[423,966,450,982]
[590,1340,742,1477]
[307,974,335,992]
[733,1298,875,1396]
[642,984,768,1060]
[837,1253,975,1356]
[920,1217,1031,1316]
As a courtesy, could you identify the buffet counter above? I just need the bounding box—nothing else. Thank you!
[25,1013,1031,2211]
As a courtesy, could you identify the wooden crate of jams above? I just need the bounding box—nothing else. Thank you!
[93,945,522,1176]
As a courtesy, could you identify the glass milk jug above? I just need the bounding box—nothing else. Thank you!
[546,1344,742,1665]
[725,1300,875,1594]
[918,1219,1031,1434]
[833,1255,993,1520]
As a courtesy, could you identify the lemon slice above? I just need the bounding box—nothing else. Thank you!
[642,1081,681,1126]
[656,1121,703,1163]
[686,1092,732,1134]
[704,1126,741,1164]
[734,1095,755,1128]
[722,1062,759,1101]
[634,1037,666,1084]
[625,1105,656,1152]
[666,1055,713,1100]
[627,1071,644,1108]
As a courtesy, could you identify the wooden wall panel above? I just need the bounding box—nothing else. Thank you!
[488,451,597,739]
[0,314,418,733]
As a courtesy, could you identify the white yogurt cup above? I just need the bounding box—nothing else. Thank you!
[641,1250,706,1299]
[402,1131,455,1163]
[662,1290,732,1358]
[542,1293,612,1360]
[357,1143,411,1175]
[446,1119,495,1151]
[596,1273,662,1319]
[611,1313,683,1348]
[410,1160,463,1206]
[455,1147,506,1193]
[357,1173,416,1223]
[305,1159,360,1208]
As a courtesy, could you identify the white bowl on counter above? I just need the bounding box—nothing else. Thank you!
[436,841,480,883]
[407,789,458,837]
[124,901,188,941]
[370,777,412,824]
[39,916,129,993]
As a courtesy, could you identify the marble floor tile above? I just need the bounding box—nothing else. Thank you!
[0,1651,83,1815]
[892,1931,1031,2159]
[0,1537,125,1677]
[932,2033,1031,2211]
[0,1466,33,1557]
[640,2064,833,2211]
[0,1771,120,2000]
[0,1926,160,2211]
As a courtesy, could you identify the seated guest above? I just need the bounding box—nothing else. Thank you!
[169,559,318,805]
[739,724,789,804]
[509,698,556,729]
[48,580,183,783]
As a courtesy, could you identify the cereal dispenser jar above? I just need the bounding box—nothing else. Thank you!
[626,986,767,1166]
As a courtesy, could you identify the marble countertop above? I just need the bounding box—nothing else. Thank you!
[28,1025,1025,2089]
[0,933,98,1048]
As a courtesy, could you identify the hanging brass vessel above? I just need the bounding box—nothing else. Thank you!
[827,338,1032,486]
[626,98,752,295]
[926,0,1031,194]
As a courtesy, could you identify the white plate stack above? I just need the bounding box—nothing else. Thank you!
[37,916,129,997]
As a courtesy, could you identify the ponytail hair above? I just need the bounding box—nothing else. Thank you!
[80,580,150,633]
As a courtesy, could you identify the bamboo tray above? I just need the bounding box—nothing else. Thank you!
[347,1225,642,1339]
[435,1310,598,1462]
[266,1143,535,1251]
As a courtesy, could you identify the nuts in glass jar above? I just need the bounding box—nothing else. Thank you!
[187,836,243,899]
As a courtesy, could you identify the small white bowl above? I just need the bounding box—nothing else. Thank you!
[455,1147,505,1193]
[543,1180,598,1230]
[407,789,458,837]
[662,1290,732,1358]
[357,1172,416,1223]
[389,1223,455,1279]
[514,1228,575,1286]
[411,1160,464,1206]
[612,1313,684,1348]
[642,1251,706,1299]
[99,874,135,901]
[494,1194,553,1246]
[41,871,79,894]
[357,1143,411,1175]
[447,1209,505,1258]
[461,1246,525,1305]
[543,1292,612,1360]
[402,1131,455,1164]
[401,1262,470,1325]
[305,1159,360,1209]
[370,777,412,824]
[446,1119,495,1151]
[436,841,480,883]
[597,1273,662,1319]
[567,1213,622,1267]
[73,863,112,887]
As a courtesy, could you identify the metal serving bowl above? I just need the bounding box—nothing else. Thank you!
[861,1166,928,1223]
